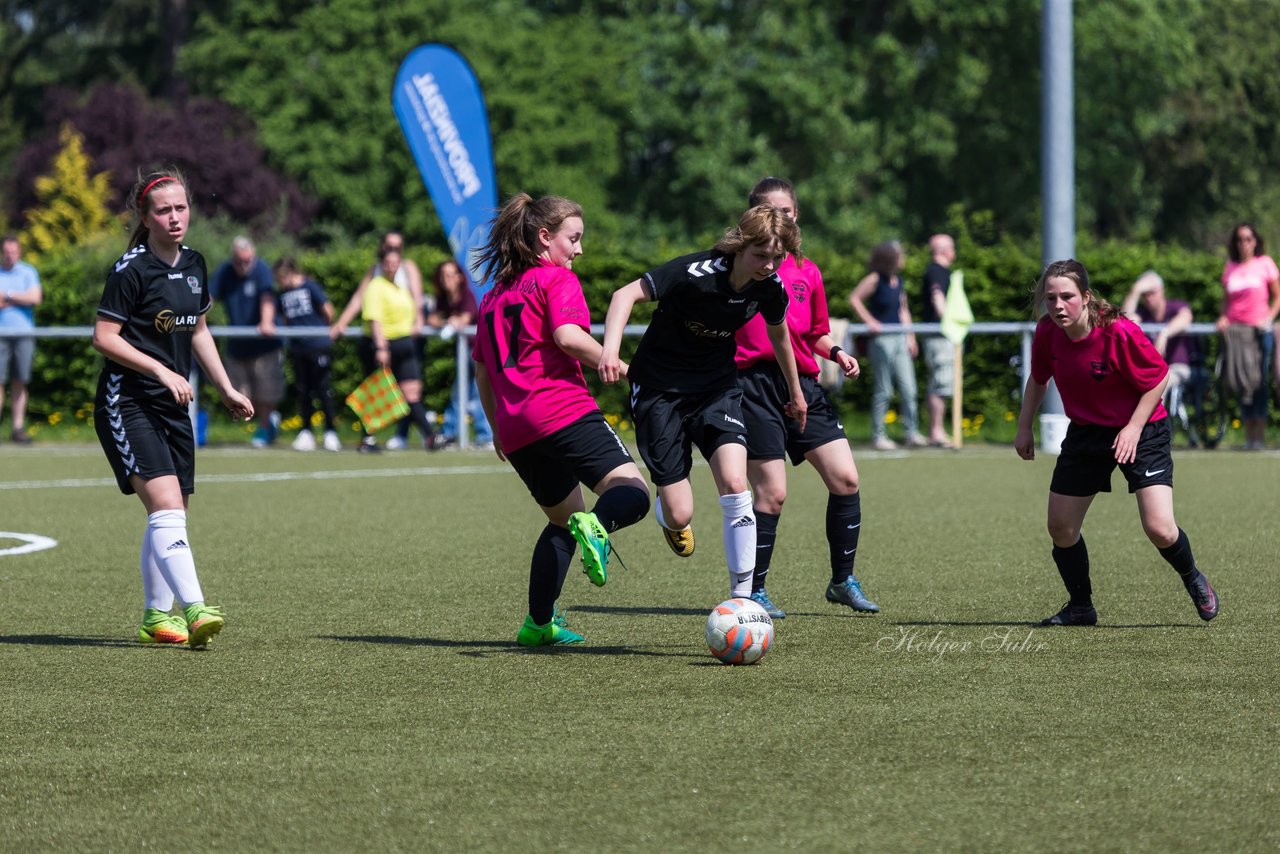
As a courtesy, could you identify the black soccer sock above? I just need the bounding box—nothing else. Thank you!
[395,414,412,441]
[752,510,780,593]
[827,492,861,585]
[319,385,337,432]
[1051,536,1092,606]
[298,392,316,434]
[528,524,576,625]
[1157,528,1199,580]
[591,485,650,533]
[408,402,435,441]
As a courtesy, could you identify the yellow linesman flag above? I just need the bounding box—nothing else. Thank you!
[346,367,410,433]
[940,269,974,345]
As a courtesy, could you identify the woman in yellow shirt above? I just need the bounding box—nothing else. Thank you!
[362,248,438,449]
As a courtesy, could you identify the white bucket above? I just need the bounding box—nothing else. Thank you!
[1039,413,1070,455]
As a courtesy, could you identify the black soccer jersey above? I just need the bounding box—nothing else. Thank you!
[97,243,211,391]
[631,249,789,393]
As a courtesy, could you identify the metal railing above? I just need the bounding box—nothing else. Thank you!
[2,321,1230,450]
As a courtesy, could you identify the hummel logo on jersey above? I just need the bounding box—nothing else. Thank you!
[687,257,728,277]
[166,540,189,551]
[728,298,746,304]
[732,516,754,529]
[1144,468,1166,477]
[167,272,183,279]
[723,414,745,428]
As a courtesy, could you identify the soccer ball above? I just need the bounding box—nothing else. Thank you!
[705,598,774,665]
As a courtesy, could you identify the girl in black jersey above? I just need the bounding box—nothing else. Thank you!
[92,169,254,648]
[600,205,808,602]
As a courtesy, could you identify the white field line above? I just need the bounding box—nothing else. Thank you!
[0,465,514,491]
[0,531,58,555]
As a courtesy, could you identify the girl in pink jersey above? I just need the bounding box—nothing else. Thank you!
[1216,223,1279,450]
[1015,260,1218,626]
[472,193,650,647]
[732,177,876,619]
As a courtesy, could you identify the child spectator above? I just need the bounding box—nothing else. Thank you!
[274,257,341,452]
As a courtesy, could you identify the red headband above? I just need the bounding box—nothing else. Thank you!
[139,176,177,203]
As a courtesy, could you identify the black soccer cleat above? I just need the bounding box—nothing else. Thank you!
[1183,571,1219,622]
[1040,602,1098,626]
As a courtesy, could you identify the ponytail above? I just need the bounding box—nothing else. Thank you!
[476,193,583,287]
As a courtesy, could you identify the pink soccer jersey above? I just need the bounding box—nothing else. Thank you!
[472,260,600,453]
[1031,315,1169,427]
[1221,255,1279,325]
[734,254,829,376]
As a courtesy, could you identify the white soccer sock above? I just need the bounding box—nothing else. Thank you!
[139,525,175,611]
[147,510,204,606]
[654,494,674,531]
[720,491,756,597]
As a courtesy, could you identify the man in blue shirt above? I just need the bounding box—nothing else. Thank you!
[210,235,283,446]
[0,235,42,444]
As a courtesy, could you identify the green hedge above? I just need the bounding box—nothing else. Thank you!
[19,212,1240,440]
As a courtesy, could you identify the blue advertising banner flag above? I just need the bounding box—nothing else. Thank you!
[392,44,497,295]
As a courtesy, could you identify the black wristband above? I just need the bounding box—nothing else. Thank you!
[830,345,844,361]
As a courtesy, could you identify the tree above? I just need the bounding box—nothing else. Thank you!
[7,84,314,236]
[19,122,114,257]
[10,0,1280,255]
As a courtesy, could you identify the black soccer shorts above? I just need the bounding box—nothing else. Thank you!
[94,372,196,495]
[1050,417,1174,497]
[630,383,747,487]
[506,411,635,508]
[738,365,847,465]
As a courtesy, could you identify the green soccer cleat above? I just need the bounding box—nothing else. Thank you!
[568,511,610,587]
[516,612,585,647]
[138,608,189,645]
[182,603,225,648]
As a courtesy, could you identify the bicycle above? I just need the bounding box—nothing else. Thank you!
[1183,350,1230,450]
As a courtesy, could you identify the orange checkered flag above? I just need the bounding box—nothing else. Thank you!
[345,368,410,433]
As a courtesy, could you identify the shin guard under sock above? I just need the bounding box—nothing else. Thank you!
[720,491,755,597]
[1051,536,1092,606]
[528,524,576,625]
[592,486,650,533]
[1157,528,1199,580]
[752,510,780,593]
[826,492,861,585]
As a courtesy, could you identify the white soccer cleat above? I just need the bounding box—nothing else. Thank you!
[322,430,342,452]
[292,430,317,451]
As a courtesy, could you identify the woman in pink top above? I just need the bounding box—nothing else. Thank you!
[1015,260,1218,627]
[472,193,649,647]
[732,177,875,619]
[1216,222,1279,449]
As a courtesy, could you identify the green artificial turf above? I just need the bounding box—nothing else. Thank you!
[1,443,1277,851]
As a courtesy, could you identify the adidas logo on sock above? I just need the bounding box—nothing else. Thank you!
[732,516,755,529]
[166,540,189,550]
